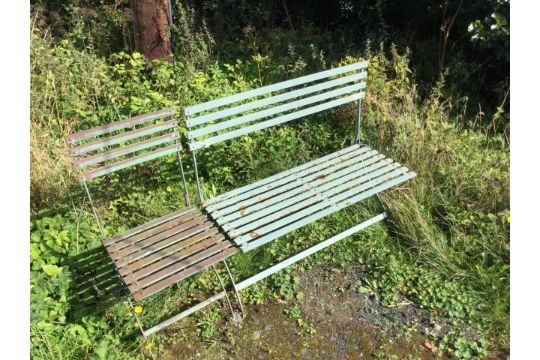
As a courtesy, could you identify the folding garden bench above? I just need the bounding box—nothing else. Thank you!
[65,108,242,337]
[185,60,417,308]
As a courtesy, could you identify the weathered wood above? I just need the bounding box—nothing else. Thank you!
[131,0,172,61]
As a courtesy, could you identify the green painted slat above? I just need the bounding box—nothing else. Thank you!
[241,171,417,251]
[203,144,363,207]
[78,143,181,181]
[70,120,178,156]
[184,61,368,116]
[229,163,403,237]
[236,213,387,289]
[66,108,176,144]
[210,148,378,217]
[189,82,366,140]
[206,146,370,213]
[186,72,366,127]
[189,92,364,150]
[219,156,392,230]
[234,167,410,245]
[74,132,180,169]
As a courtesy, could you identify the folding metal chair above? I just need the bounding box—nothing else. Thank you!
[65,108,242,337]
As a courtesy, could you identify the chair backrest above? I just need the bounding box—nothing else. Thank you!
[66,108,182,183]
[185,61,368,151]
[66,107,189,237]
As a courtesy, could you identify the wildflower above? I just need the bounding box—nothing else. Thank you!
[145,342,154,350]
[134,305,143,314]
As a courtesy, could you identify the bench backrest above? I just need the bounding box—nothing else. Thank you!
[66,108,182,182]
[185,61,368,151]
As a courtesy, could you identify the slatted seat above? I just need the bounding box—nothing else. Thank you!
[204,144,415,252]
[102,206,238,301]
[65,108,241,335]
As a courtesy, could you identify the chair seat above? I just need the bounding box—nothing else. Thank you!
[103,206,237,301]
[204,144,416,252]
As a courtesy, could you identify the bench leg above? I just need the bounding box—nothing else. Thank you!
[211,264,236,315]
[142,290,228,337]
[223,259,245,317]
[132,265,240,338]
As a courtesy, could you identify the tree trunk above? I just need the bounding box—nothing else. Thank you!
[131,0,172,61]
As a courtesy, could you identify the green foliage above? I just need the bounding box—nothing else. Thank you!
[196,307,222,344]
[30,8,509,358]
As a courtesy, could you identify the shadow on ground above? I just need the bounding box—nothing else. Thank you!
[66,246,127,320]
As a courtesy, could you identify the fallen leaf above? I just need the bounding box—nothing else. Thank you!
[424,342,436,351]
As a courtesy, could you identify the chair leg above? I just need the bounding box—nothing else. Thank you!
[374,193,387,214]
[222,259,245,317]
[211,264,235,315]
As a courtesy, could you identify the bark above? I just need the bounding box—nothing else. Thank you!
[131,0,172,61]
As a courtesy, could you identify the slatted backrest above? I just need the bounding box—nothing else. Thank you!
[66,108,182,182]
[185,61,368,151]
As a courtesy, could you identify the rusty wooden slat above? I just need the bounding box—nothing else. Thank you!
[78,143,181,182]
[110,218,207,261]
[132,246,238,301]
[113,222,216,266]
[65,108,175,144]
[122,235,226,284]
[70,119,178,157]
[118,231,224,277]
[103,205,196,246]
[107,210,201,252]
[129,241,231,293]
[74,132,180,169]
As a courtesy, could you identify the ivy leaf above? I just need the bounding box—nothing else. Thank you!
[42,264,62,277]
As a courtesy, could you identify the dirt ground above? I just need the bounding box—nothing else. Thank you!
[158,265,448,359]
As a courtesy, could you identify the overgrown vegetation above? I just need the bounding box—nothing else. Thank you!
[30,2,509,359]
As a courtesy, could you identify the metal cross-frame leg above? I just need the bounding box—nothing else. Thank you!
[191,150,204,203]
[222,259,245,317]
[355,98,362,144]
[211,264,235,315]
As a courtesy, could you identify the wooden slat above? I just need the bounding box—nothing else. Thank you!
[103,206,196,246]
[66,107,175,144]
[70,119,178,156]
[108,210,201,252]
[132,246,238,301]
[184,61,368,115]
[122,234,226,284]
[110,219,207,261]
[118,230,223,277]
[78,143,181,182]
[74,132,180,169]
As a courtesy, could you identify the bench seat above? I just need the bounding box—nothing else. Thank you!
[103,205,238,301]
[204,144,416,252]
